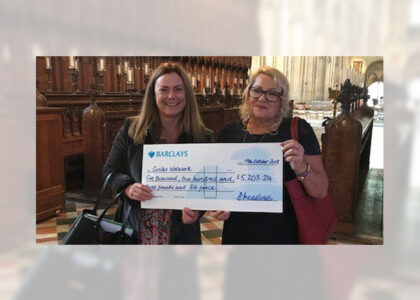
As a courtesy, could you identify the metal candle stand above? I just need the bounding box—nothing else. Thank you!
[70,68,79,93]
[143,74,150,94]
[117,72,122,92]
[127,83,135,110]
[46,68,53,92]
[97,70,105,94]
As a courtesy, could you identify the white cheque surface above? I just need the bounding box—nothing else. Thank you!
[141,143,283,213]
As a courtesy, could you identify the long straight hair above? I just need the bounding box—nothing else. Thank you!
[128,62,210,144]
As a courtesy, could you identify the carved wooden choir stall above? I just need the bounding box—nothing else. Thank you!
[322,80,374,234]
[36,56,251,220]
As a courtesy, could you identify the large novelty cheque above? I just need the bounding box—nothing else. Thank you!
[141,143,283,213]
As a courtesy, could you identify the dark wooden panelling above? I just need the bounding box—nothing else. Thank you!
[36,108,65,222]
[63,137,84,157]
[103,111,140,159]
[83,102,106,193]
[200,105,225,137]
[45,93,143,158]
[323,113,362,230]
[35,56,251,196]
[223,107,240,126]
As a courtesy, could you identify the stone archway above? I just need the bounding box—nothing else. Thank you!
[365,60,383,87]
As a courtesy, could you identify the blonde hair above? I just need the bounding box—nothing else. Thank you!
[128,62,210,144]
[239,66,290,124]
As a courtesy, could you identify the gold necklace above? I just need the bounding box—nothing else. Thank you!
[247,118,281,134]
[242,130,267,143]
[243,119,280,143]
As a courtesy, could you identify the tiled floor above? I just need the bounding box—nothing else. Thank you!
[36,200,117,245]
[37,166,383,245]
[200,215,224,245]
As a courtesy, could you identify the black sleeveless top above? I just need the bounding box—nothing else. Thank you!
[217,118,320,244]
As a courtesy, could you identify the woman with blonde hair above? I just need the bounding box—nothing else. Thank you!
[104,62,212,244]
[211,66,329,244]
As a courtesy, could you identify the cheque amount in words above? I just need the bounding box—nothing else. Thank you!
[145,174,273,183]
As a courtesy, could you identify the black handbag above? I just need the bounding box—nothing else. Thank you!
[61,173,137,245]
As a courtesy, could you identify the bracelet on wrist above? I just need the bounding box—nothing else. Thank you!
[295,163,311,181]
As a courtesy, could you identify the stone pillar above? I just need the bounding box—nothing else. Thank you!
[304,56,316,101]
[290,56,304,102]
[324,56,333,100]
[315,56,326,101]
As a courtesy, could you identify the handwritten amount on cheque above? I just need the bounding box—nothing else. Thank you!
[145,162,279,201]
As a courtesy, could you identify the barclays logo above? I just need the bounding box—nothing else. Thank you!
[147,150,188,158]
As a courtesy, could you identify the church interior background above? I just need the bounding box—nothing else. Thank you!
[35,56,384,245]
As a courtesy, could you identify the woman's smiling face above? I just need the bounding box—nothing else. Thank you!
[248,73,281,122]
[154,72,186,119]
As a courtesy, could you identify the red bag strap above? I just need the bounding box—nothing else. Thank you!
[290,117,299,141]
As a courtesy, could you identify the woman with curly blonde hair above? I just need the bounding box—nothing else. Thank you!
[212,66,328,244]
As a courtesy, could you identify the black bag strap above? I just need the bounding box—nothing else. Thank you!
[118,200,133,240]
[95,192,133,241]
[92,172,113,214]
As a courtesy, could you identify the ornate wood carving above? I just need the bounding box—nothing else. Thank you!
[103,111,139,160]
[36,88,47,107]
[328,87,340,117]
[358,87,374,118]
[62,110,72,138]
[71,109,82,137]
